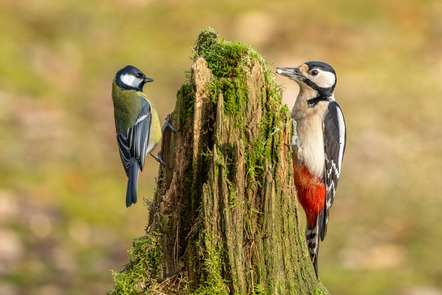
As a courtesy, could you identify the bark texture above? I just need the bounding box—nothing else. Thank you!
[109,29,329,295]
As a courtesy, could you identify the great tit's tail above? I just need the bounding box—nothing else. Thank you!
[126,158,139,207]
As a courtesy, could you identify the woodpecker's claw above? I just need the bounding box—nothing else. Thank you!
[162,114,177,133]
[286,118,300,148]
[150,152,166,165]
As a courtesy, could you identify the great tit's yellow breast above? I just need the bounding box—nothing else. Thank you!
[112,81,142,133]
[145,99,162,153]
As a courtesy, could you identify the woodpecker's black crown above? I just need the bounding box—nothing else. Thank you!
[304,61,336,76]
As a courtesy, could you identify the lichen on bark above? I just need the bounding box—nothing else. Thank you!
[108,28,329,295]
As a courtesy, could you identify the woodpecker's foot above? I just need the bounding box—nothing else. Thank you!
[290,118,299,144]
[286,118,301,149]
[162,114,177,133]
[285,135,300,149]
[150,152,166,165]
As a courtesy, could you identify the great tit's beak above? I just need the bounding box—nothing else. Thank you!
[144,77,154,83]
[276,67,304,81]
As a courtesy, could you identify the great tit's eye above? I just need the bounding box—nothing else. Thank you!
[311,70,319,76]
[135,73,143,78]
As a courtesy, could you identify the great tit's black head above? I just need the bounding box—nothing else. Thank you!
[276,61,337,97]
[115,65,153,91]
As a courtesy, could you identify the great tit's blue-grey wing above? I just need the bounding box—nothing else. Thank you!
[116,98,152,176]
[320,101,346,240]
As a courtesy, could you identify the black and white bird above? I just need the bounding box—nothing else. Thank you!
[276,61,346,278]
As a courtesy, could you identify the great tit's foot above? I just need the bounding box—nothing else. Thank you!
[150,152,166,165]
[162,114,178,133]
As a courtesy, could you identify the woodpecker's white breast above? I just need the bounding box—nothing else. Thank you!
[297,113,325,178]
[292,89,330,178]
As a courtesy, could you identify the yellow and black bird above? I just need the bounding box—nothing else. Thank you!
[111,65,162,207]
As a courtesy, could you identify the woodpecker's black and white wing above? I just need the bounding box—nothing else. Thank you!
[116,98,152,176]
[320,101,346,240]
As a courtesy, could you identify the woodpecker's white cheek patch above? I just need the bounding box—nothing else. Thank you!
[313,71,336,89]
[120,74,143,88]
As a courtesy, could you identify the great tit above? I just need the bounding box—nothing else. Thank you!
[112,65,162,207]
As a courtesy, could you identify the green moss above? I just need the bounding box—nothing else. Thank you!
[193,232,229,295]
[193,28,249,79]
[194,29,268,131]
[227,180,239,208]
[201,149,213,161]
[253,284,267,295]
[177,82,195,129]
[108,234,163,295]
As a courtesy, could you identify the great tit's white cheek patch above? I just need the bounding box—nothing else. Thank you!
[120,74,143,88]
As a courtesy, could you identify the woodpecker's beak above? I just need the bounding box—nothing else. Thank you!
[276,67,304,81]
[144,77,154,83]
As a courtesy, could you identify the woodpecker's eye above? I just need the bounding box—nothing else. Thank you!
[311,70,319,76]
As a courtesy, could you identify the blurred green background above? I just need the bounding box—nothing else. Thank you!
[1,0,441,294]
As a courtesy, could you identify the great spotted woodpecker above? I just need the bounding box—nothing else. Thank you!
[276,61,346,278]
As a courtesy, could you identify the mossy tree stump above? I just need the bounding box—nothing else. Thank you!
[109,29,329,295]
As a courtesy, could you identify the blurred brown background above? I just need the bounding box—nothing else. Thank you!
[0,0,441,294]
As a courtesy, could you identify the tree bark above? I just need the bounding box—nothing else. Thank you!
[109,29,329,295]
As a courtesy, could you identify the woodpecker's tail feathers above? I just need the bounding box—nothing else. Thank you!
[306,224,320,278]
[319,206,328,241]
[312,249,319,279]
[306,211,327,278]
[126,158,139,207]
